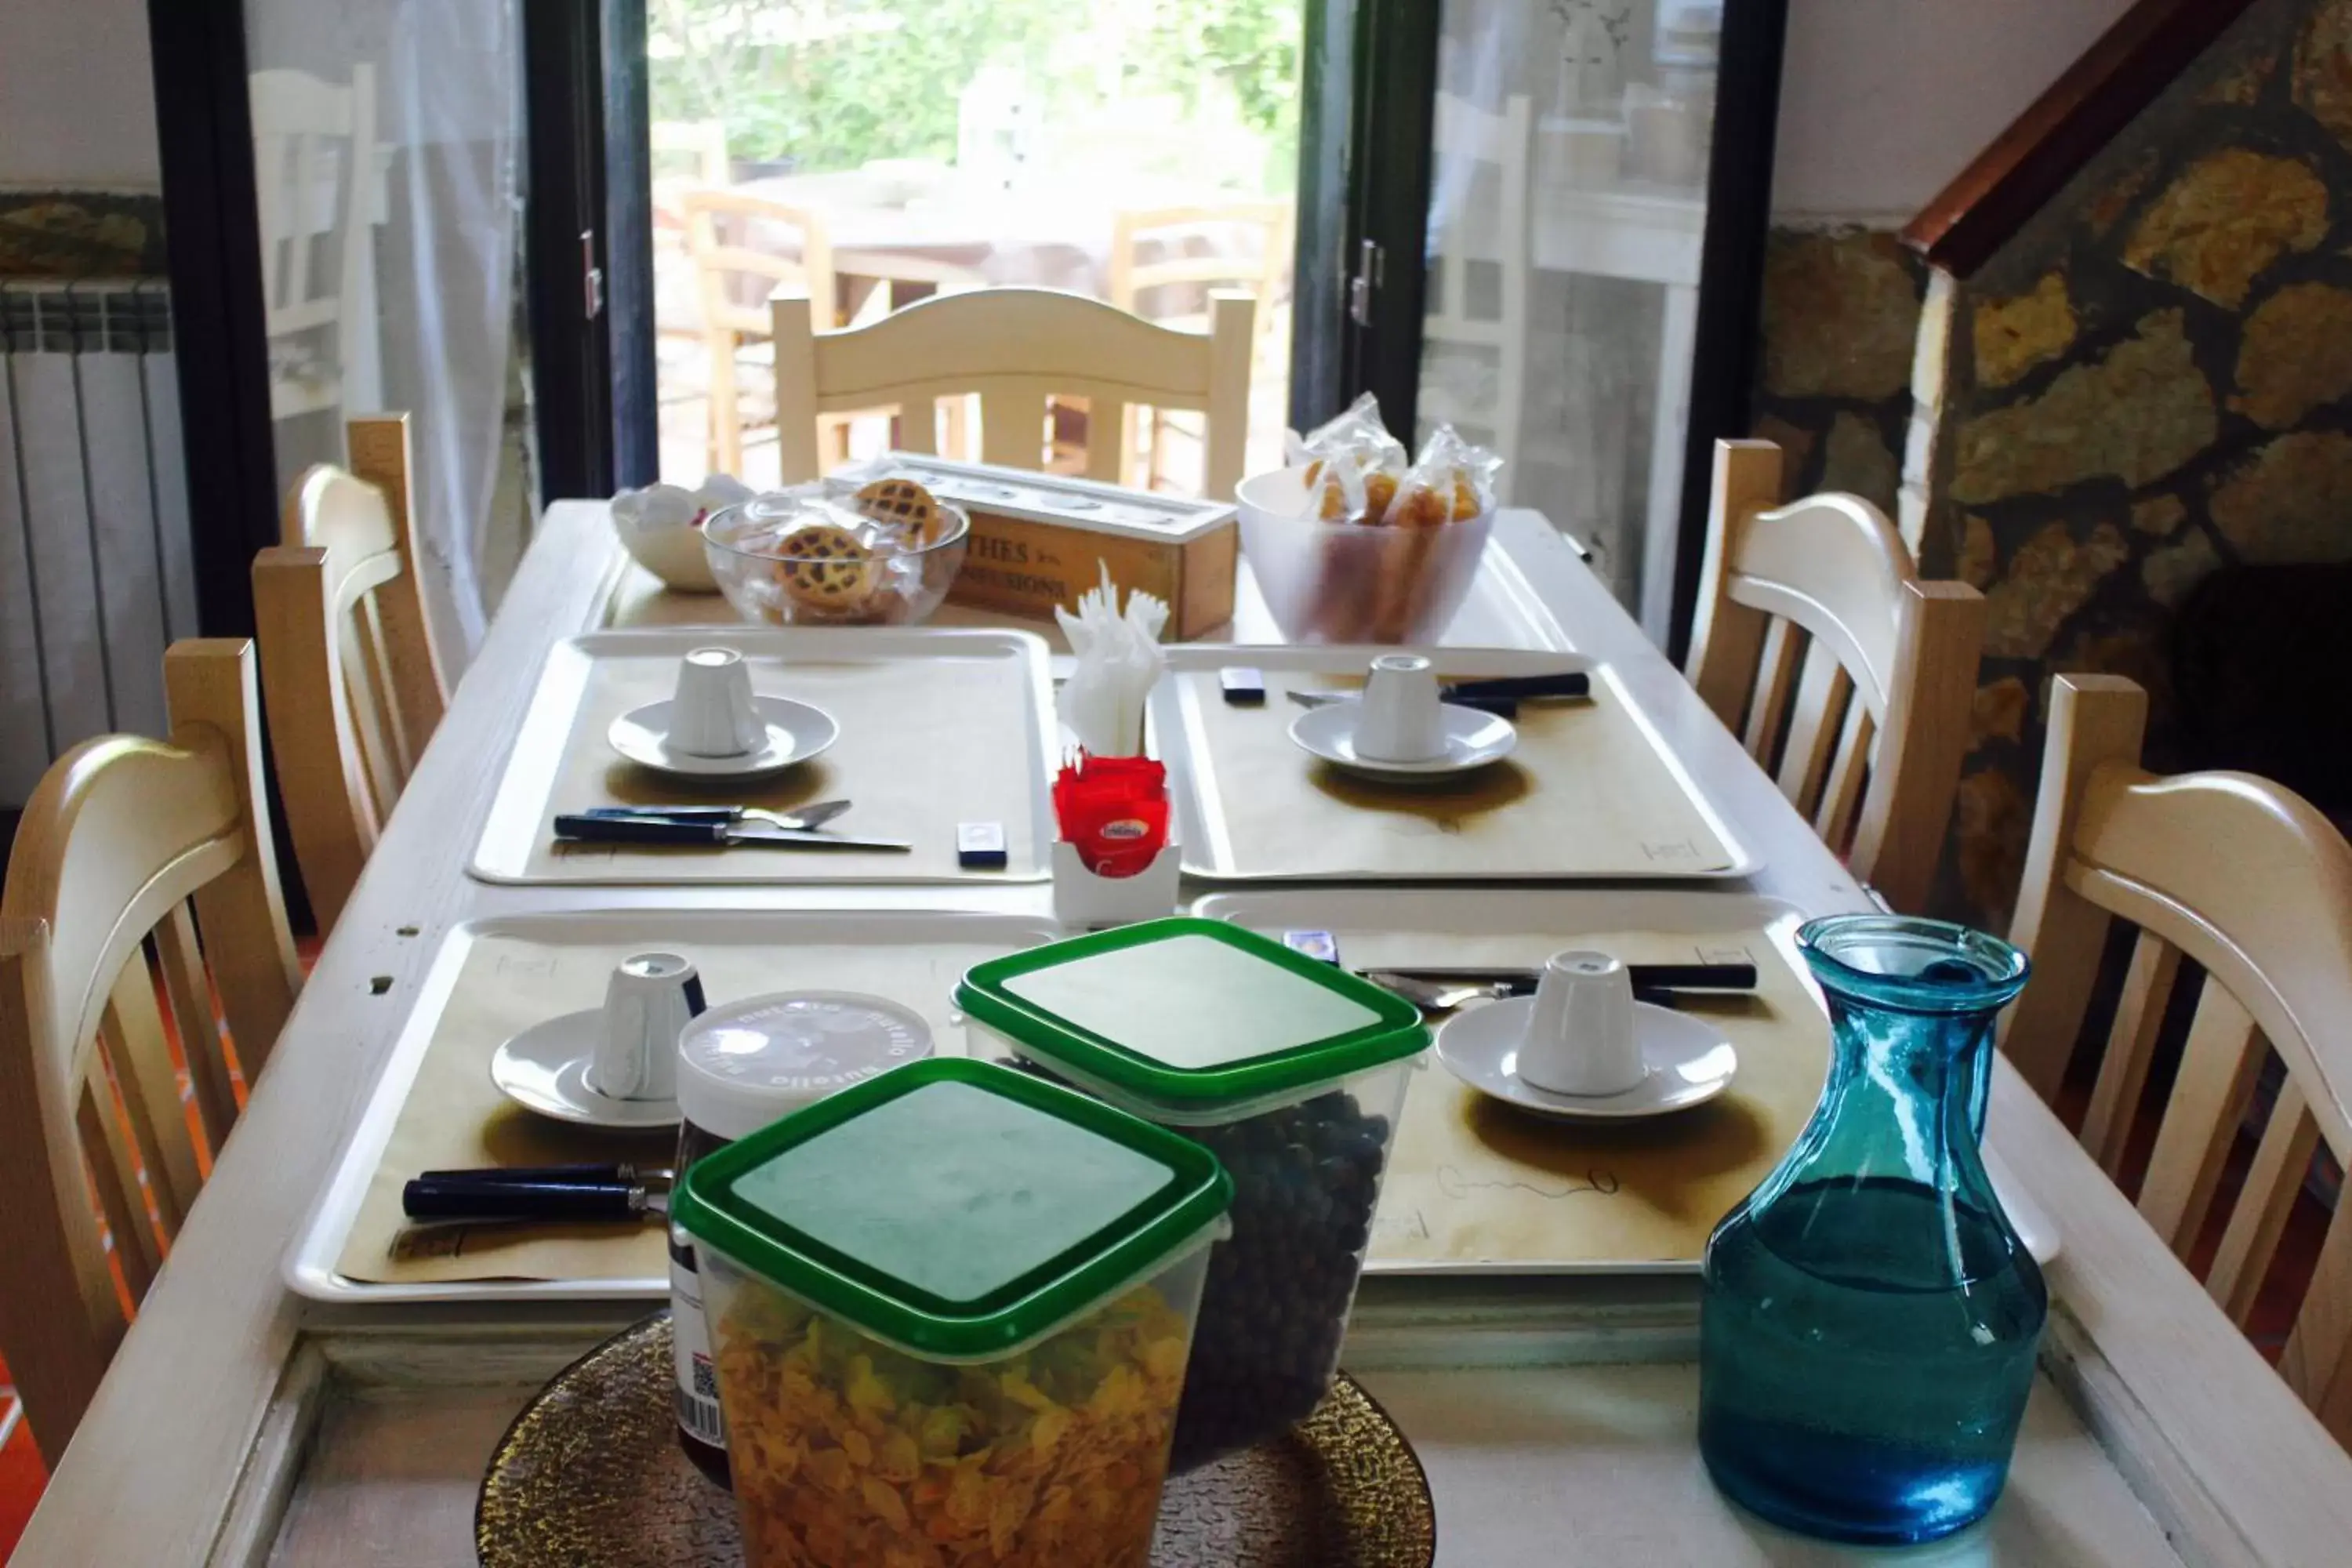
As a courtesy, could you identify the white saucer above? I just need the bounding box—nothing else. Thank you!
[1287,702,1517,780]
[608,695,838,779]
[1436,996,1737,1120]
[489,1009,683,1130]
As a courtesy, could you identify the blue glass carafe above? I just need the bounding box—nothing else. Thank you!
[1698,915,2043,1545]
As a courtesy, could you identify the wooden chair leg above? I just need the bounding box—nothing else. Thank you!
[706,328,742,474]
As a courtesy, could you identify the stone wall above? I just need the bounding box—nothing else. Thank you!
[1752,227,1929,516]
[1899,0,2352,928]
[0,191,165,278]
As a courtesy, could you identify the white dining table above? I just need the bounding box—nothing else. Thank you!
[16,505,2352,1566]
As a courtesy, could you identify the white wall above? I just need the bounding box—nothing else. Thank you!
[1772,0,2137,223]
[0,0,162,189]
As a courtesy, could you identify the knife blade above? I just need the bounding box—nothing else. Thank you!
[1287,689,1522,718]
[1286,670,1590,715]
[417,1163,675,1187]
[553,815,911,851]
[572,800,852,833]
[1360,961,1758,993]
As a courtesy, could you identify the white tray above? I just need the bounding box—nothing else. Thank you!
[1154,644,1759,883]
[1192,887,2059,1272]
[285,908,1061,1305]
[469,626,1060,884]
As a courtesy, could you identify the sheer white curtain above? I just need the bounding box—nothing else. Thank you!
[245,0,525,661]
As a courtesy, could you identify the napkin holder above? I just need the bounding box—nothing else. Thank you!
[1052,839,1182,930]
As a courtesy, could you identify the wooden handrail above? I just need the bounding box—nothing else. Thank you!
[1902,0,2261,278]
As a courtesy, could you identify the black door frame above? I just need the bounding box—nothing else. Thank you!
[523,0,623,502]
[143,0,278,640]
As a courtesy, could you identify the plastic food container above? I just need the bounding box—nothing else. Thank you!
[1236,466,1494,644]
[672,1055,1232,1568]
[956,917,1428,1469]
[669,992,937,1486]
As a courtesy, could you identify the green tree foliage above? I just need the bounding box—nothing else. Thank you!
[648,0,1299,184]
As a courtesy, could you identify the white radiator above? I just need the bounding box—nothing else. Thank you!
[0,279,195,807]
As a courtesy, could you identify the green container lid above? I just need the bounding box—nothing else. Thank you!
[671,1055,1232,1361]
[955,917,1428,1115]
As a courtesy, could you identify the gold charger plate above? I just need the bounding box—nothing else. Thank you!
[476,1314,1435,1568]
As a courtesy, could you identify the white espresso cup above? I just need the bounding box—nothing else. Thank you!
[666,647,766,757]
[1515,949,1646,1097]
[587,951,706,1102]
[1352,653,1447,763]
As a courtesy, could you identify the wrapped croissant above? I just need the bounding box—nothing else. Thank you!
[1383,425,1504,526]
[1293,393,1408,525]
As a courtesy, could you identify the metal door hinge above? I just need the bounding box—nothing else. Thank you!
[581,230,604,321]
[1348,239,1384,327]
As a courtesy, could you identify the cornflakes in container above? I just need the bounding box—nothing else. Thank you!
[671,1056,1233,1568]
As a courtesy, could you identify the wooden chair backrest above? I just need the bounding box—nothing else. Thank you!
[0,639,302,1464]
[1108,199,1293,325]
[2005,673,2352,1443]
[682,188,835,343]
[649,118,728,187]
[770,285,1255,498]
[249,66,376,420]
[1685,439,1986,913]
[253,412,447,931]
[1423,92,1534,488]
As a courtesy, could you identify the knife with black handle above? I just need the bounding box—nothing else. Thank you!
[401,1176,667,1225]
[552,814,911,851]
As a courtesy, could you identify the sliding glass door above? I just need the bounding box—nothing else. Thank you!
[1344,0,1785,648]
[625,0,1308,492]
[237,0,532,657]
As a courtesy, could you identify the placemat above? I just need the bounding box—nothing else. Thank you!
[1174,668,1741,880]
[601,562,733,628]
[521,651,1040,883]
[1331,922,1829,1272]
[333,932,1013,1286]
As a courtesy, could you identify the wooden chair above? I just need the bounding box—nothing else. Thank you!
[1109,199,1292,487]
[252,413,448,932]
[650,120,729,354]
[0,639,302,1463]
[2004,673,2352,1443]
[1420,92,1534,501]
[682,189,837,474]
[250,66,385,423]
[651,119,728,206]
[1686,439,1986,913]
[770,286,1255,499]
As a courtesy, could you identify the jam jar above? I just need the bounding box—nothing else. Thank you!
[670,989,935,1485]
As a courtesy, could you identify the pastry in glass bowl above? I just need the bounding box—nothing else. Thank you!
[702,476,971,626]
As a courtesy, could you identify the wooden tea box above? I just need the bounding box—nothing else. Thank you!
[873,453,1238,640]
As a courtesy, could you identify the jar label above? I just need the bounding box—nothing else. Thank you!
[670,1237,726,1450]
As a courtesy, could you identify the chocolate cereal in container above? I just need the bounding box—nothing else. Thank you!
[956,917,1428,1471]
[670,1056,1231,1568]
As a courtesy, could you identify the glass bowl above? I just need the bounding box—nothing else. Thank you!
[701,497,971,626]
[1236,466,1493,644]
